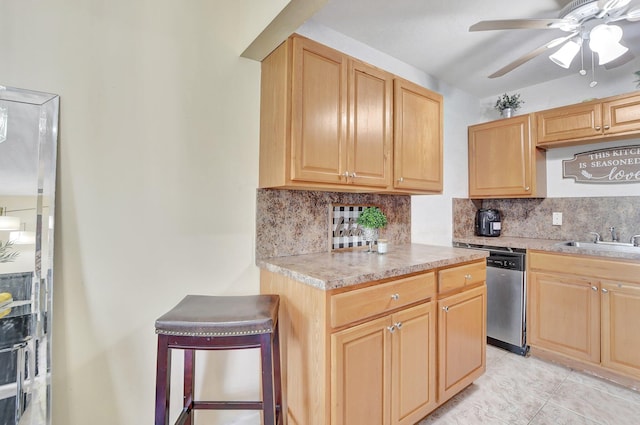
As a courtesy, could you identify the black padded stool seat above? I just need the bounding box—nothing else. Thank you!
[154,294,282,425]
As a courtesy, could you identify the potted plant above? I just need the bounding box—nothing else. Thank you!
[357,207,387,252]
[494,93,524,118]
[0,240,19,263]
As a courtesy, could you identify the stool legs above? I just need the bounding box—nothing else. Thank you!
[183,349,195,425]
[260,333,276,425]
[155,335,172,425]
[154,332,282,425]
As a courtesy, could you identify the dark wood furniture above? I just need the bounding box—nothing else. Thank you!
[154,295,282,425]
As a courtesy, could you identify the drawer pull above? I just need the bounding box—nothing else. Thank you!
[390,293,400,301]
[387,325,396,333]
[442,306,449,312]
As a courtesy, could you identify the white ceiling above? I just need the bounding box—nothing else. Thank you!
[308,0,640,98]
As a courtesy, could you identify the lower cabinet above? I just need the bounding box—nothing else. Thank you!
[528,271,600,363]
[601,280,640,378]
[528,251,640,384]
[260,259,487,425]
[437,284,487,403]
[331,302,436,425]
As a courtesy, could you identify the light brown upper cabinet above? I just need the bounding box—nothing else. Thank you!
[536,91,640,148]
[394,78,443,193]
[259,34,392,192]
[468,115,546,198]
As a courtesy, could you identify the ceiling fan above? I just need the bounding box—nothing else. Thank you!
[469,0,640,79]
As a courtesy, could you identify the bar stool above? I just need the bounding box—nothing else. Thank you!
[154,294,282,425]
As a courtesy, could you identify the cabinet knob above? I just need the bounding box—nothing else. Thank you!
[387,325,396,333]
[592,286,598,292]
[602,288,609,294]
[464,274,472,280]
[395,322,403,330]
[525,186,530,191]
[351,172,357,178]
[595,126,601,131]
[604,125,610,130]
[442,306,449,312]
[390,293,400,301]
[398,177,404,183]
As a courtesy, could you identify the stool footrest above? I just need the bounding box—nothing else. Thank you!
[193,401,264,410]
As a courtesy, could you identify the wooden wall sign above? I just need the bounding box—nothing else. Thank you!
[563,145,640,184]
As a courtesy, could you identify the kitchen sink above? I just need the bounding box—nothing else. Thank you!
[557,241,640,253]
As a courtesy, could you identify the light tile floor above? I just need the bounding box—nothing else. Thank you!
[418,345,640,425]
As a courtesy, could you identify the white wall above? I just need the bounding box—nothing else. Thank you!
[0,1,287,424]
[297,21,483,246]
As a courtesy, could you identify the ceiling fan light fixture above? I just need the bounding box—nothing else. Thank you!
[589,24,628,65]
[549,39,581,68]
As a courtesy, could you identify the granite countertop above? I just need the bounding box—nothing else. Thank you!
[453,236,640,261]
[257,243,488,290]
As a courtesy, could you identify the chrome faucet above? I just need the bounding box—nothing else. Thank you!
[631,235,640,247]
[609,226,619,242]
[589,232,601,243]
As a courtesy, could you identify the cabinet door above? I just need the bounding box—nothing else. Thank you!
[393,78,443,192]
[602,93,640,135]
[348,59,392,188]
[331,315,391,425]
[536,102,602,145]
[601,281,640,379]
[391,303,437,425]
[291,36,348,184]
[438,285,486,404]
[468,115,534,198]
[528,272,600,363]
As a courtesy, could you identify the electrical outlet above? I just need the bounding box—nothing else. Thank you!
[552,212,563,226]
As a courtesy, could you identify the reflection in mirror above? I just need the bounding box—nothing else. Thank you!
[0,86,59,425]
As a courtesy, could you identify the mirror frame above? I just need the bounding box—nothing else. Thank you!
[0,85,59,425]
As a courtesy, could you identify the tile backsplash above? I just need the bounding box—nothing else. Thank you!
[256,189,411,260]
[453,196,640,243]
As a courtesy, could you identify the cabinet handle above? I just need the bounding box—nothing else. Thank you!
[595,126,601,131]
[390,293,400,301]
[604,125,610,130]
[395,322,403,330]
[464,274,472,280]
[387,325,396,333]
[592,286,598,292]
[442,306,449,312]
[602,288,609,294]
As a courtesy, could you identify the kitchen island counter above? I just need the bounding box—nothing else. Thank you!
[257,243,488,290]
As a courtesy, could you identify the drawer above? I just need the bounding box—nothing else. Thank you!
[438,261,486,294]
[330,272,435,328]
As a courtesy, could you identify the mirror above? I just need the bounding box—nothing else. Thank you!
[0,86,59,425]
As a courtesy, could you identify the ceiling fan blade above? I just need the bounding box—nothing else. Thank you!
[469,19,574,31]
[488,32,579,78]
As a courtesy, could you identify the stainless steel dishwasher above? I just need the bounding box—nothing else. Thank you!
[453,243,528,356]
[486,248,528,356]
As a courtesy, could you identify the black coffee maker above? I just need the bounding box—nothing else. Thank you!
[475,209,501,237]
